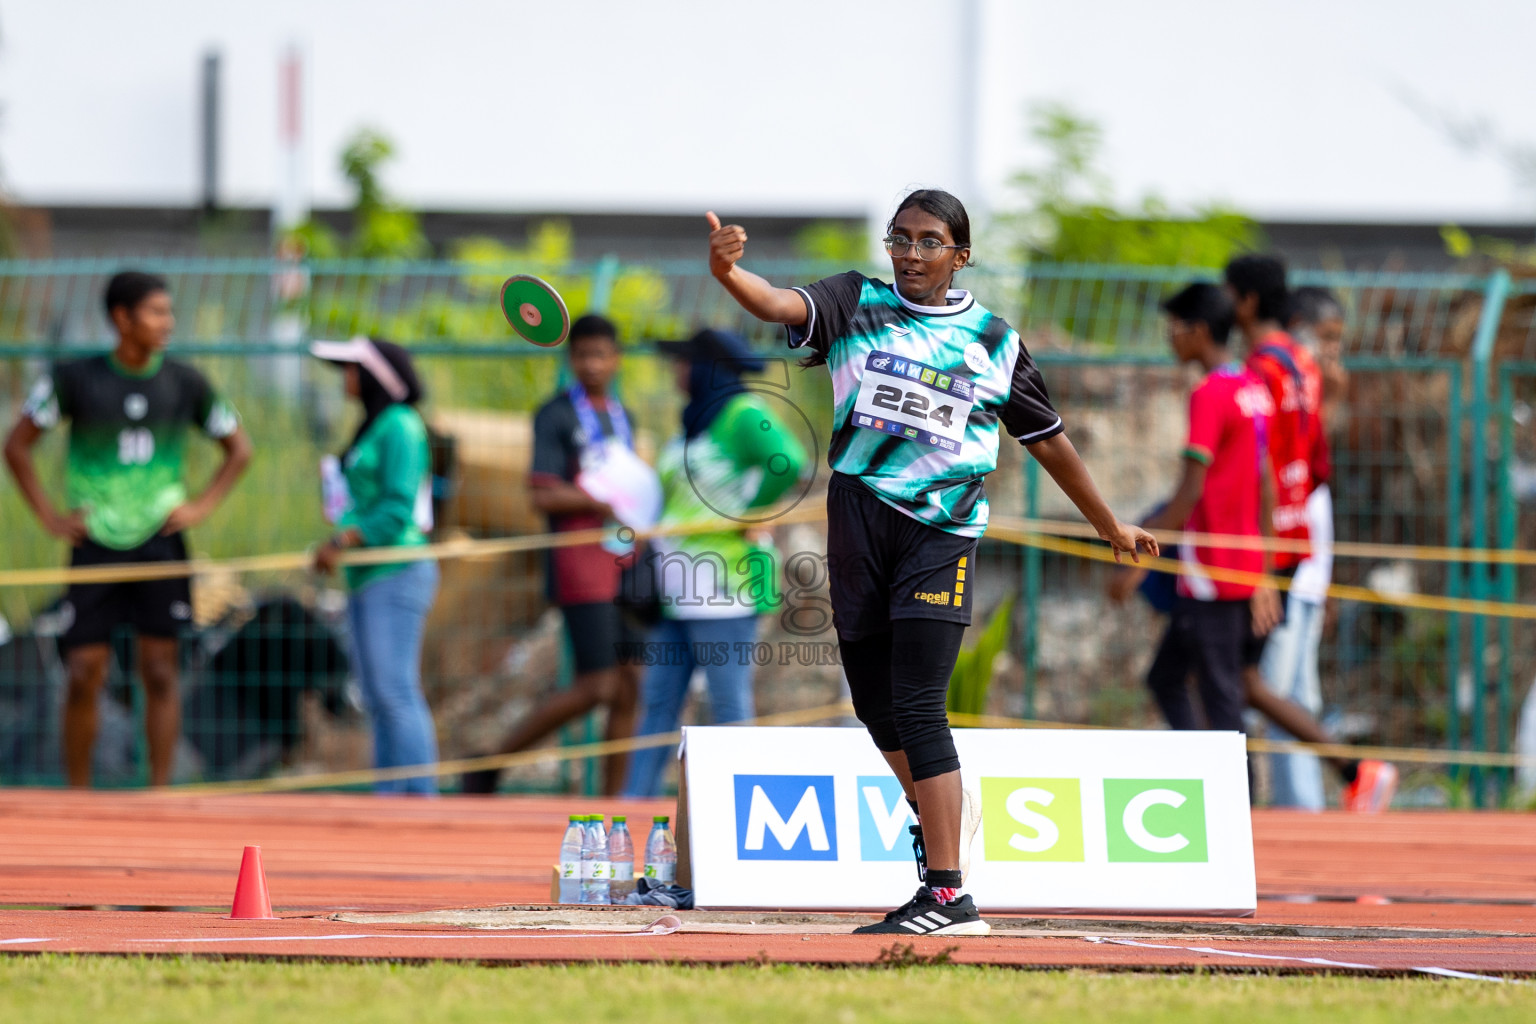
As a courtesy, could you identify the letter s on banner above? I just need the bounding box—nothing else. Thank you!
[1006,788,1059,853]
[980,777,1085,863]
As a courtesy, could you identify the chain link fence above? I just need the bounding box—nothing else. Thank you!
[0,258,1527,803]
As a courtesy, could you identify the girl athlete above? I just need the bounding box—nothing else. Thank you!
[706,190,1157,935]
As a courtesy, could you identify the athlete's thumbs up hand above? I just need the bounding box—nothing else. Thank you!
[706,211,748,281]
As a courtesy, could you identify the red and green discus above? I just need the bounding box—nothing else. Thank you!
[499,275,570,346]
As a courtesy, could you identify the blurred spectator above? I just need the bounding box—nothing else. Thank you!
[462,314,655,796]
[1227,256,1329,800]
[1288,286,1349,426]
[1123,283,1280,733]
[620,329,810,797]
[1225,264,1395,810]
[2,270,251,787]
[309,337,438,796]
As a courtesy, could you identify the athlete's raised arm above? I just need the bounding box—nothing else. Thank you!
[706,211,808,326]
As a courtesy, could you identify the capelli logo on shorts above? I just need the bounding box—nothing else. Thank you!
[912,590,951,606]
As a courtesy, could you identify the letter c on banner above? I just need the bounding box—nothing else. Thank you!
[1004,787,1060,853]
[1123,788,1190,854]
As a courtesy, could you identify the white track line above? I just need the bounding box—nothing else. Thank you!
[128,930,677,944]
[1085,937,1525,984]
[0,938,53,945]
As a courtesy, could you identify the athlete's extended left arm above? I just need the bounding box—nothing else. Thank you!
[161,426,253,535]
[1025,432,1158,563]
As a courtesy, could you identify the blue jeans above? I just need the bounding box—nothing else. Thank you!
[348,560,439,795]
[1260,592,1326,810]
[621,615,760,797]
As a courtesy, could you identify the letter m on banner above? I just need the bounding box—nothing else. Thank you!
[733,775,838,861]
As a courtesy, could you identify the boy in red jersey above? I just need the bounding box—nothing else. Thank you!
[1135,283,1281,731]
[1225,256,1323,567]
[1225,260,1396,810]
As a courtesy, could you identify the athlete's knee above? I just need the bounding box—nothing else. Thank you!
[140,668,178,702]
[137,641,179,700]
[840,631,900,750]
[855,705,903,753]
[847,677,901,751]
[897,723,960,782]
[65,648,109,705]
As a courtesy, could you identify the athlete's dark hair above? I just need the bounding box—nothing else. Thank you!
[1223,254,1289,323]
[889,189,972,261]
[1286,285,1343,328]
[103,271,169,318]
[1162,282,1235,346]
[568,313,619,352]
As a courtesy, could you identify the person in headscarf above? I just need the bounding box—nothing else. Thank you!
[620,329,810,797]
[309,336,439,796]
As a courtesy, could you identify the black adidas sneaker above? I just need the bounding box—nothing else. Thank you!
[852,887,991,936]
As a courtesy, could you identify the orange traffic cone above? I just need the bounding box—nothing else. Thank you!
[228,845,277,920]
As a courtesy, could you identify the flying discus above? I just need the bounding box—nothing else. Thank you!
[500,274,571,346]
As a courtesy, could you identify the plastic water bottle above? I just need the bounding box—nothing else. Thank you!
[643,816,677,886]
[582,814,611,905]
[557,815,584,905]
[607,816,636,902]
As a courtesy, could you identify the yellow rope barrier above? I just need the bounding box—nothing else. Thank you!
[944,709,1536,771]
[158,701,1536,795]
[991,514,1536,567]
[0,503,830,589]
[165,701,856,795]
[986,524,1536,620]
[4,503,1533,619]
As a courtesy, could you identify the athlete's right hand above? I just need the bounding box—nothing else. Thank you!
[45,508,87,545]
[706,211,747,280]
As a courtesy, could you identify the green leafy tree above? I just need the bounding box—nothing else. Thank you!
[1001,103,1261,347]
[1005,102,1260,268]
[793,221,869,264]
[282,127,429,259]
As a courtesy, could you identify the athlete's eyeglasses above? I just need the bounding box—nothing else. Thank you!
[883,235,967,262]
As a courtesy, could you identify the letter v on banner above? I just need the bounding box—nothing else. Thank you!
[858,775,916,860]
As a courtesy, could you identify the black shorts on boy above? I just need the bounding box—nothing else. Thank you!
[560,602,645,675]
[1144,597,1248,732]
[59,532,193,650]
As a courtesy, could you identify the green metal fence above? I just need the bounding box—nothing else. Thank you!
[0,257,1529,803]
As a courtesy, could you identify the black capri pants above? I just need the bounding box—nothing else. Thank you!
[828,474,975,782]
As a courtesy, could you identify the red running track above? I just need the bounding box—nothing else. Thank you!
[2,791,1535,973]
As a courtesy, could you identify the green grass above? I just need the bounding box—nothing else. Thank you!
[1,957,1531,1024]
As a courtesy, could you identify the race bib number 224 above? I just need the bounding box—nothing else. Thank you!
[850,350,974,452]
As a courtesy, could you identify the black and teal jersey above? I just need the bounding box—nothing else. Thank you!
[787,271,1062,537]
[22,353,239,549]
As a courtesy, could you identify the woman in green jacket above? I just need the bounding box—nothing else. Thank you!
[310,337,439,795]
[620,328,810,796]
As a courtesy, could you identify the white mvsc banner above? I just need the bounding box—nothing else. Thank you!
[680,726,1256,916]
